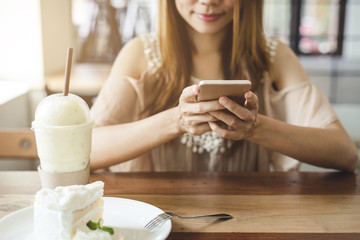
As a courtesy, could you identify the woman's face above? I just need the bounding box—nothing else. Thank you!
[175,0,234,35]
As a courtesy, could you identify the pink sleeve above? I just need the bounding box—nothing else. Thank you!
[267,81,338,128]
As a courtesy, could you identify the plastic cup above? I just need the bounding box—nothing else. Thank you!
[32,93,92,188]
[32,121,92,172]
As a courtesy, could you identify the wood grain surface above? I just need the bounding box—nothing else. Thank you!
[90,171,360,195]
[0,171,359,239]
[114,194,360,233]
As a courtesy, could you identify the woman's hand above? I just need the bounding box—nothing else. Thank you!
[208,91,259,140]
[177,85,224,135]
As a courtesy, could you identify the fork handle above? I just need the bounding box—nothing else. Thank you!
[176,213,232,219]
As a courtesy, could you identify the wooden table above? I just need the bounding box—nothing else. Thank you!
[0,171,359,239]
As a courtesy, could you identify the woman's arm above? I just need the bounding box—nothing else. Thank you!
[250,116,357,171]
[209,94,357,172]
[91,107,181,169]
[269,41,357,171]
[208,42,358,171]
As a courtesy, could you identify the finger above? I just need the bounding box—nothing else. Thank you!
[209,110,247,129]
[180,85,199,103]
[219,97,252,121]
[208,121,237,139]
[244,91,258,110]
[187,122,212,136]
[209,110,229,121]
[181,100,225,114]
[182,113,219,126]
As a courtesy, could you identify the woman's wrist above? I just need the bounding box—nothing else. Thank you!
[245,114,265,142]
[168,106,185,136]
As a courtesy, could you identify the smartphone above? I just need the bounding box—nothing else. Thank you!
[197,80,252,104]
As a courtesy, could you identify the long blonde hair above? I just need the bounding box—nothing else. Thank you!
[145,0,270,114]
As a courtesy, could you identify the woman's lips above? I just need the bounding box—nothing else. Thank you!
[195,13,224,22]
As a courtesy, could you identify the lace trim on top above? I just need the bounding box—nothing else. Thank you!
[140,33,162,69]
[265,37,278,62]
[141,33,278,154]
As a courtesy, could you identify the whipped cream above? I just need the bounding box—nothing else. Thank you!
[34,181,104,211]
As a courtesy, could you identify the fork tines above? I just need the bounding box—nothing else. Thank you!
[144,212,171,230]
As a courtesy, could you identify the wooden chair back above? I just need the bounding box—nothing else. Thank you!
[0,129,38,159]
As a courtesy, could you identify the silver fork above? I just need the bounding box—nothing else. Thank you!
[144,212,232,231]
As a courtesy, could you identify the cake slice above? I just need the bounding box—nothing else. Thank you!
[34,181,105,240]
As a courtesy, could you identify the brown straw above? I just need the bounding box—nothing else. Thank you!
[63,48,73,96]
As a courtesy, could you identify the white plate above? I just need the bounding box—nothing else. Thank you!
[0,197,171,240]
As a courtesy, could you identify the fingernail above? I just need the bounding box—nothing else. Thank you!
[246,92,252,99]
[220,97,228,104]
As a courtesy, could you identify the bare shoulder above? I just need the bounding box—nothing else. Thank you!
[270,40,310,90]
[109,36,148,80]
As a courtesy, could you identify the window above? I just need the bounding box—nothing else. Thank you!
[264,0,347,56]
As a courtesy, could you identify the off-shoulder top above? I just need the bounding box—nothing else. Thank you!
[90,33,338,172]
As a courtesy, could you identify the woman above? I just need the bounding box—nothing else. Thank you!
[90,0,357,172]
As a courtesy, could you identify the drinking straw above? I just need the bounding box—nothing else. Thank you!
[63,48,73,96]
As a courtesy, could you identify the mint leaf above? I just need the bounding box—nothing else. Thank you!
[97,218,103,227]
[86,220,98,230]
[101,226,114,235]
[87,218,114,235]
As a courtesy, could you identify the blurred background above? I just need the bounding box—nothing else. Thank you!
[0,0,359,171]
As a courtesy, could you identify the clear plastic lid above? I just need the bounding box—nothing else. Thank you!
[33,93,90,127]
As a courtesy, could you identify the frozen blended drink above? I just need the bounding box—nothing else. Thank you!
[32,93,92,173]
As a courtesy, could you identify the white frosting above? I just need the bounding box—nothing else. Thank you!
[34,181,104,211]
[34,206,75,240]
[34,181,105,240]
[34,204,104,240]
